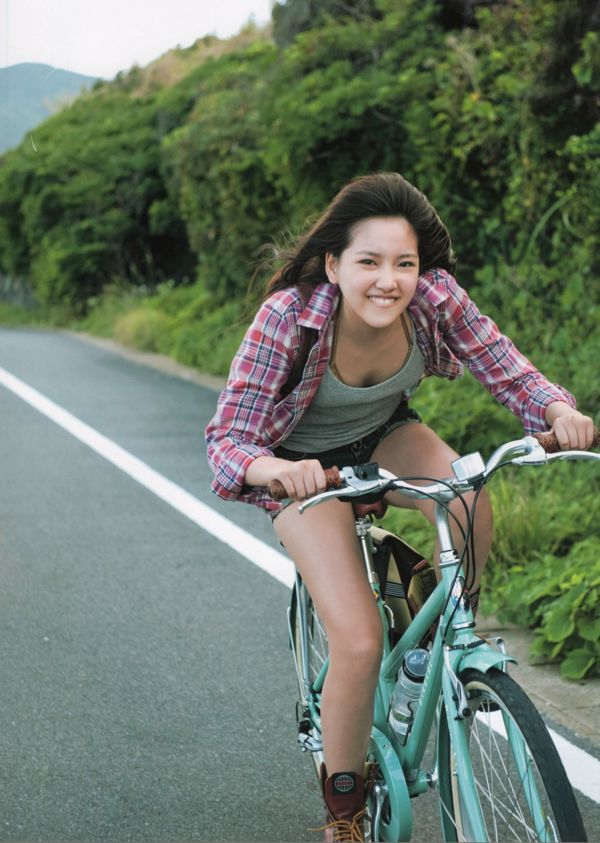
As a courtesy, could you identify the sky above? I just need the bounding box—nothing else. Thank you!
[0,0,275,79]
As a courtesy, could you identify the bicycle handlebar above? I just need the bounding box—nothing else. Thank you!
[266,429,600,504]
[535,429,600,453]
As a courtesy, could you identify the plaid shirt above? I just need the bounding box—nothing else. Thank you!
[206,269,575,512]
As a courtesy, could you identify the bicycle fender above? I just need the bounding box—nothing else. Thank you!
[458,641,517,675]
[368,726,412,842]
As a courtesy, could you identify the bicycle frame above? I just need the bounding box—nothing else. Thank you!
[287,436,599,842]
[292,499,516,842]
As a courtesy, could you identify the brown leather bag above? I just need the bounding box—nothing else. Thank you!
[371,526,437,641]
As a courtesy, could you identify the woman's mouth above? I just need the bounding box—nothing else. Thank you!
[368,295,399,307]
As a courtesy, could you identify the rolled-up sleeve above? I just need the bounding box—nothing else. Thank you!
[205,291,301,501]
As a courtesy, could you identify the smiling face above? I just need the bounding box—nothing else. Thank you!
[325,216,419,334]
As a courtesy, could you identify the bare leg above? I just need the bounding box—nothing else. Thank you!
[371,423,493,592]
[274,499,382,776]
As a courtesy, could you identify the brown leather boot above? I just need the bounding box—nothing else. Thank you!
[317,764,366,842]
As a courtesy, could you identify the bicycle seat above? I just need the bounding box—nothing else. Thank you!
[353,500,388,519]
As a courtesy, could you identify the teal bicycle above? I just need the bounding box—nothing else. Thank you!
[274,433,599,842]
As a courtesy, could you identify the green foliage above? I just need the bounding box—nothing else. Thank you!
[81,280,249,375]
[486,533,600,680]
[0,86,194,311]
[114,307,170,351]
[261,0,445,221]
[0,300,40,326]
[271,0,381,48]
[1,0,599,674]
[161,41,283,301]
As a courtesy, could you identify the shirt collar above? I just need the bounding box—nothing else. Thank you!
[298,282,339,331]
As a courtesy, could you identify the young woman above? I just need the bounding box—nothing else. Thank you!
[205,172,593,841]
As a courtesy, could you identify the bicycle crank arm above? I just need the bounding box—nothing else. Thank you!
[370,781,389,842]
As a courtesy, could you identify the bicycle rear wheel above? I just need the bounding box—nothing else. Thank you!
[290,579,328,697]
[436,667,587,842]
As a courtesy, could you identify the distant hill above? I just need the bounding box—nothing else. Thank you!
[0,63,98,153]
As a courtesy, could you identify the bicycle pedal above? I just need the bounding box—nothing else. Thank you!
[297,716,312,734]
[297,731,323,752]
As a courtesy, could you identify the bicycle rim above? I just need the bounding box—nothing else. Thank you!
[292,582,328,694]
[436,667,587,842]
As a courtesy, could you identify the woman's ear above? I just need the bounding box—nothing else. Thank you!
[325,252,339,285]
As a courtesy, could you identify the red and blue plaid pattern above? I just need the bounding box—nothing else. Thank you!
[206,269,575,512]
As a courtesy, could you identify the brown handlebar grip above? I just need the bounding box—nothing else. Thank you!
[535,428,600,453]
[267,466,343,501]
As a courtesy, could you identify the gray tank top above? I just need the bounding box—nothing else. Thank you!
[283,333,425,452]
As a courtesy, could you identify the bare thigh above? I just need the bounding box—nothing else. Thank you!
[371,422,462,514]
[371,423,493,571]
[273,498,382,646]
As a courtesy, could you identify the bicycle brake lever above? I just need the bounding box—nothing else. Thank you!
[298,476,391,514]
[297,487,351,514]
[511,438,548,466]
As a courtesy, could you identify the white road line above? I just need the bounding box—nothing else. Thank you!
[0,365,294,588]
[1,364,599,803]
[549,728,600,804]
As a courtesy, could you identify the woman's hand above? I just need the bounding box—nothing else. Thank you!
[244,456,328,500]
[544,402,595,450]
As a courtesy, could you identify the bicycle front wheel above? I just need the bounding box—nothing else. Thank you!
[436,667,587,842]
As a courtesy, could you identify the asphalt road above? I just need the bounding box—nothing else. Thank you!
[0,327,597,842]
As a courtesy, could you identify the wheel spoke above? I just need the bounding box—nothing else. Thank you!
[434,669,584,842]
[471,715,533,834]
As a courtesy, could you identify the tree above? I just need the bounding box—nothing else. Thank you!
[272,0,381,47]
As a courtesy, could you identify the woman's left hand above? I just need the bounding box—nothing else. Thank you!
[545,402,596,450]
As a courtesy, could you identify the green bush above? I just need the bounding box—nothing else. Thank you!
[489,534,600,680]
[158,301,247,374]
[0,300,39,326]
[114,307,170,351]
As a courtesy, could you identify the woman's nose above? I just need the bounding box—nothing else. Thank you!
[374,265,398,289]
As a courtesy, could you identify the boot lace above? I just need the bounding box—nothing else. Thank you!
[313,808,366,842]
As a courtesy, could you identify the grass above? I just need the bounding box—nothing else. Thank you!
[0,300,42,326]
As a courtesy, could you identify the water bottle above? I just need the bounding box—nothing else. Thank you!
[387,648,430,745]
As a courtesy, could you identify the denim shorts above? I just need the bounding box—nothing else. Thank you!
[269,403,421,520]
[273,403,421,474]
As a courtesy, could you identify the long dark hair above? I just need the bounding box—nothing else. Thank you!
[265,172,456,297]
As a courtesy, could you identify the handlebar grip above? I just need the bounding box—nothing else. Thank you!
[267,466,343,501]
[535,428,600,453]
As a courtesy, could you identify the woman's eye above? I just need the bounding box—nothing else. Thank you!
[359,259,376,265]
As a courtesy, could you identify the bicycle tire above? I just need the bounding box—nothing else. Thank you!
[436,667,587,842]
[290,581,328,773]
